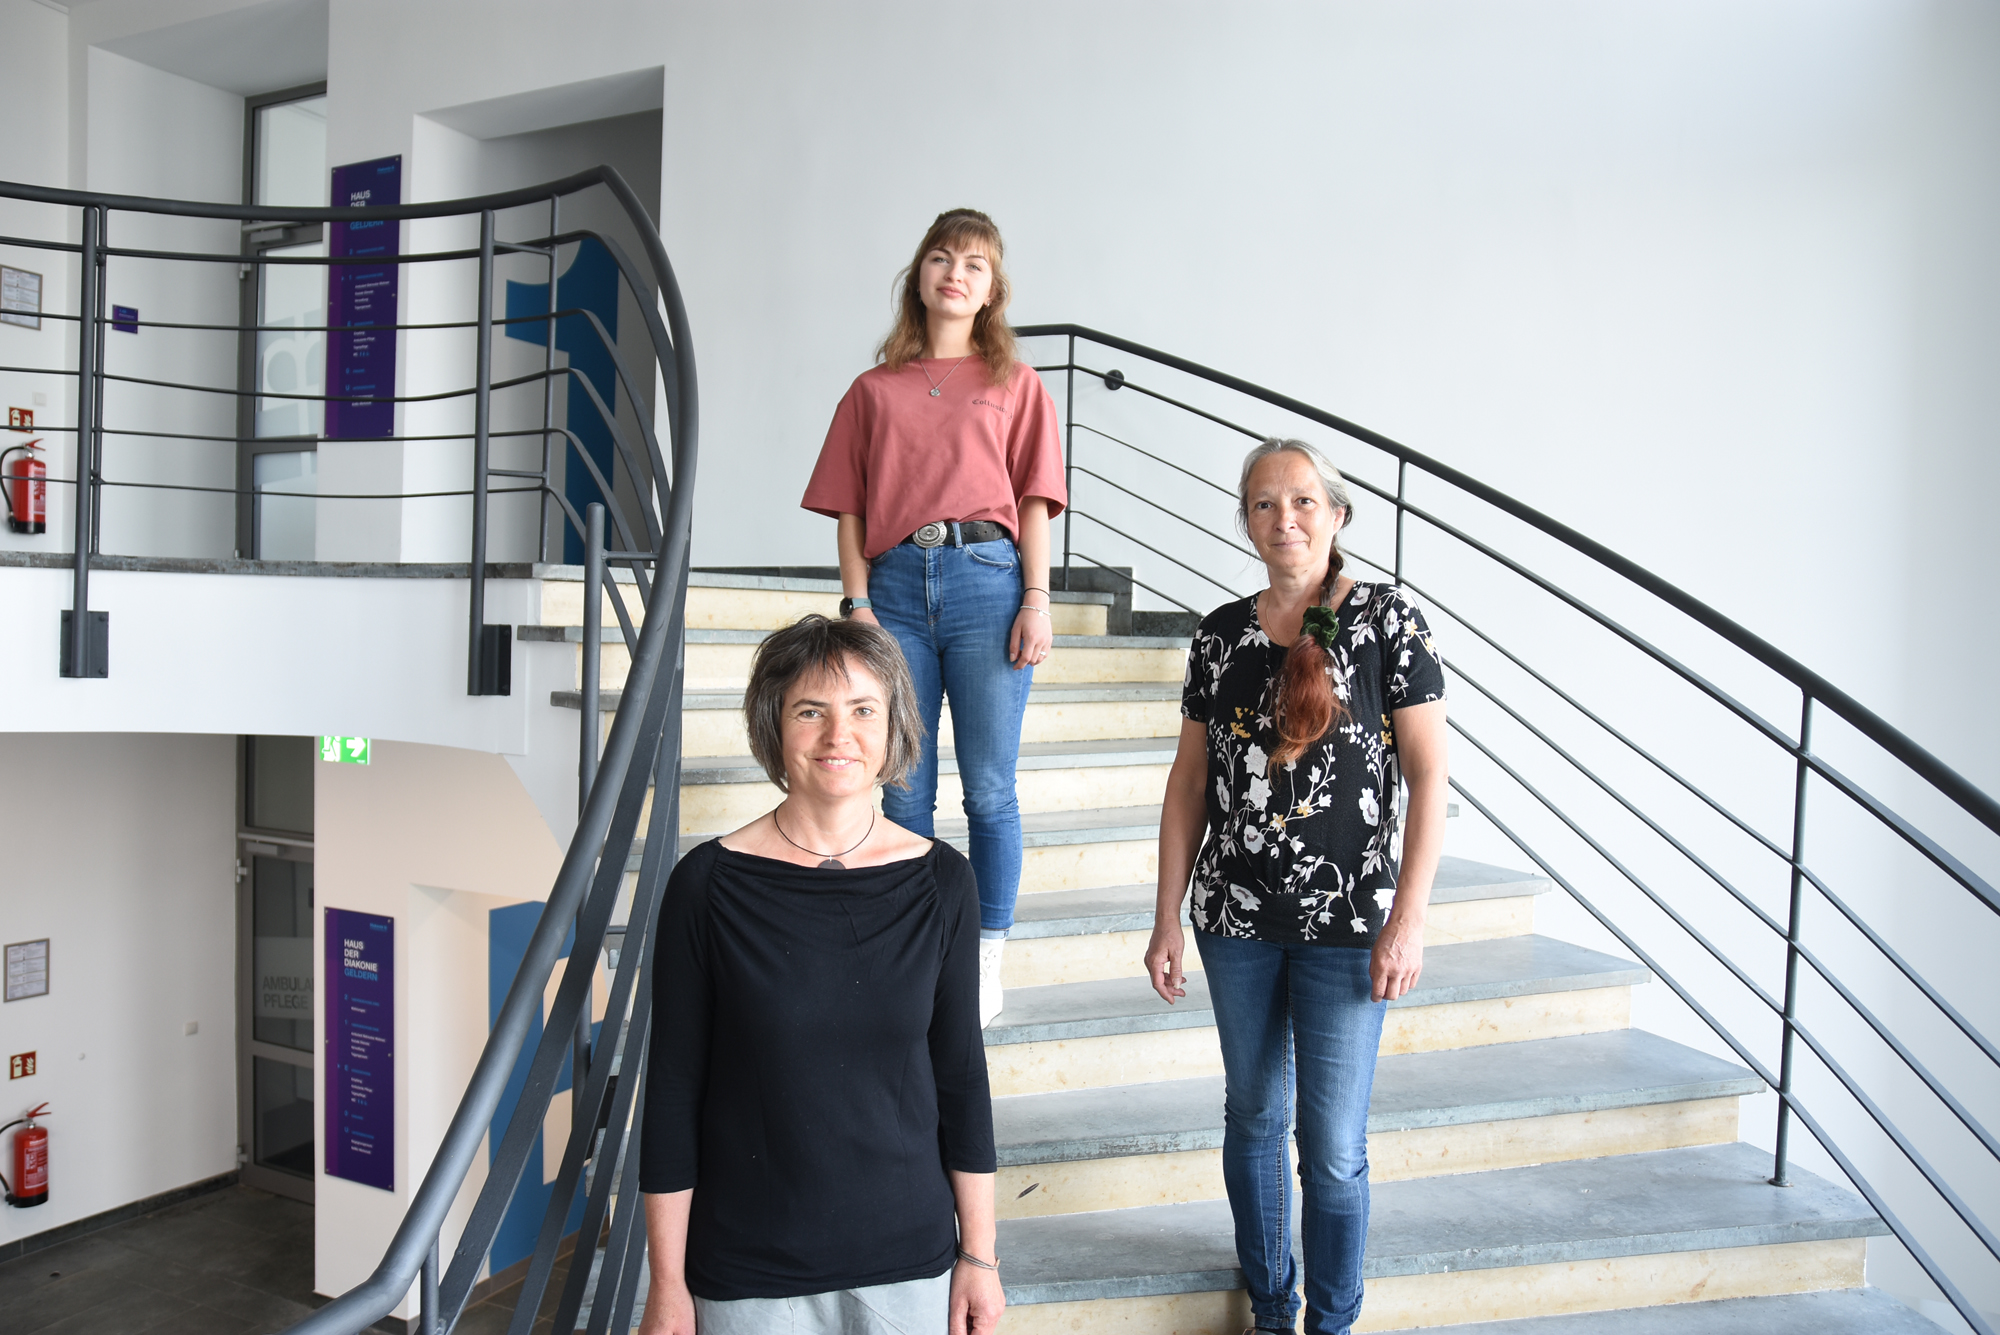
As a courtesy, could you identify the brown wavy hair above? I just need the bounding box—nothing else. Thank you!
[876,208,1018,386]
[1236,438,1358,772]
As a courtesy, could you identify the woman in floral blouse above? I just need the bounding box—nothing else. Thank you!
[1145,437,1448,1335]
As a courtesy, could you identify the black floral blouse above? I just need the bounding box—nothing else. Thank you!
[1181,581,1447,948]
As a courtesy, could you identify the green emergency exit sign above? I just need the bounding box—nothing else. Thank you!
[320,736,371,765]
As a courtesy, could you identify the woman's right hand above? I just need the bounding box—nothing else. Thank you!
[1145,917,1187,1004]
[849,607,880,628]
[635,1277,698,1335]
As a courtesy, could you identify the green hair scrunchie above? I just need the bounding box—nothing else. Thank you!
[1301,604,1341,653]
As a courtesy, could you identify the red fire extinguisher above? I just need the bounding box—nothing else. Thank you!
[1,1103,49,1208]
[1,439,45,535]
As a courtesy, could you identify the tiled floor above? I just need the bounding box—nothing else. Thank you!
[0,1186,575,1335]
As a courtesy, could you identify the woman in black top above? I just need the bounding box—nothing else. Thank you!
[637,616,1002,1335]
[1145,439,1448,1335]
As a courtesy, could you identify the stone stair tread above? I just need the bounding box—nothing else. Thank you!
[995,1142,1885,1305]
[678,680,1183,709]
[982,935,1648,1045]
[680,627,1185,647]
[1008,859,1553,939]
[993,1030,1763,1163]
[1373,1286,1942,1333]
[663,807,1161,863]
[1009,883,1171,938]
[680,737,1176,784]
[559,684,1184,712]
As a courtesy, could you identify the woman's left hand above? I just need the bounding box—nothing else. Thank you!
[1009,605,1053,670]
[950,1258,1006,1333]
[1370,911,1425,1002]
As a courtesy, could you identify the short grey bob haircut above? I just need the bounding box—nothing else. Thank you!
[744,615,926,793]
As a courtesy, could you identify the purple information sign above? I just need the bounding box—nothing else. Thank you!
[324,156,402,440]
[325,908,395,1191]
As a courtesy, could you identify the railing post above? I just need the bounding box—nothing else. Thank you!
[1061,332,1074,592]
[1770,692,1815,1186]
[575,502,605,1125]
[1393,458,1407,588]
[537,194,559,564]
[580,503,604,811]
[469,209,499,694]
[61,204,103,679]
[420,1236,439,1335]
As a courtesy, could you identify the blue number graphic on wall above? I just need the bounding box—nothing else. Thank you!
[505,239,619,566]
[488,902,601,1273]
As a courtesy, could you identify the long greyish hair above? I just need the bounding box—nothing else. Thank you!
[744,616,926,792]
[1236,438,1357,771]
[876,208,1018,385]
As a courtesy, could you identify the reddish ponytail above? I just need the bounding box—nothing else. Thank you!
[1269,548,1352,773]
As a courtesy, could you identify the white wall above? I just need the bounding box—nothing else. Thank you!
[0,564,583,841]
[83,45,243,559]
[313,739,567,1315]
[0,0,77,557]
[0,732,238,1246]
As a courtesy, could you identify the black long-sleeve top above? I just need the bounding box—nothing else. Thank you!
[638,838,996,1300]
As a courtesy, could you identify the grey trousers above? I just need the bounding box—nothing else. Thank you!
[693,1270,950,1334]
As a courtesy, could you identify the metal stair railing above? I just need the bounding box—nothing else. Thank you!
[1016,322,2000,1335]
[0,167,678,694]
[0,165,697,1332]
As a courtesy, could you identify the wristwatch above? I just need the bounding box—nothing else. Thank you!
[839,596,872,618]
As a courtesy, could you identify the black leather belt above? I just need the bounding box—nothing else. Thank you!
[901,520,1011,548]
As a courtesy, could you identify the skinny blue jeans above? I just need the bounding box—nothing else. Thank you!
[1195,930,1386,1335]
[868,536,1033,933]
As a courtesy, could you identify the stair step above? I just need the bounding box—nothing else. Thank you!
[1003,860,1548,988]
[680,736,1178,786]
[994,1030,1762,1168]
[1375,1286,1943,1333]
[981,936,1646,1096]
[668,805,1168,864]
[994,1143,1884,1307]
[678,680,1183,709]
[984,936,1648,1048]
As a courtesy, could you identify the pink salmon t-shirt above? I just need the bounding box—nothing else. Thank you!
[801,358,1068,560]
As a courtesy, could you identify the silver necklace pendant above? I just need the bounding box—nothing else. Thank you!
[930,387,942,397]
[819,857,844,869]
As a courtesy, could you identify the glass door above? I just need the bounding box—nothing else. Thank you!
[238,735,316,1202]
[236,90,327,558]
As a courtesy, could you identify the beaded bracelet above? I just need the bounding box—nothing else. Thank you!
[955,1247,1000,1271]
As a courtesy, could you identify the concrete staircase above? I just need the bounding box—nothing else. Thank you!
[530,570,1931,1333]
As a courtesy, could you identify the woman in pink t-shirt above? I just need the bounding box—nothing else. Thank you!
[802,208,1067,1027]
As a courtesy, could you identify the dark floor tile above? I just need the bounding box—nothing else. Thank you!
[182,1277,316,1328]
[137,1306,259,1335]
[446,1305,515,1335]
[0,1250,174,1335]
[26,1286,198,1335]
[224,1246,317,1305]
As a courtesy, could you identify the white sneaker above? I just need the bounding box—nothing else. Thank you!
[979,937,1005,1028]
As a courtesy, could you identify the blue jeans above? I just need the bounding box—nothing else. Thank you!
[868,537,1033,933]
[1195,931,1386,1335]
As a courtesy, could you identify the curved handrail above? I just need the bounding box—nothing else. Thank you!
[0,166,631,224]
[1014,322,2000,843]
[1025,321,1999,1334]
[0,161,712,1334]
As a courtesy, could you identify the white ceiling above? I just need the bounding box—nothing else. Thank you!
[423,67,664,141]
[96,0,328,97]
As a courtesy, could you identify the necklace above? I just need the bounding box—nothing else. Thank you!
[773,806,876,869]
[917,354,973,397]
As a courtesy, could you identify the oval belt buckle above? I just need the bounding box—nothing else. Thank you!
[913,521,947,548]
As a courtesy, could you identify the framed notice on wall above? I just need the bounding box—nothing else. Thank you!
[5,939,49,1001]
[324,909,394,1190]
[0,267,41,330]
